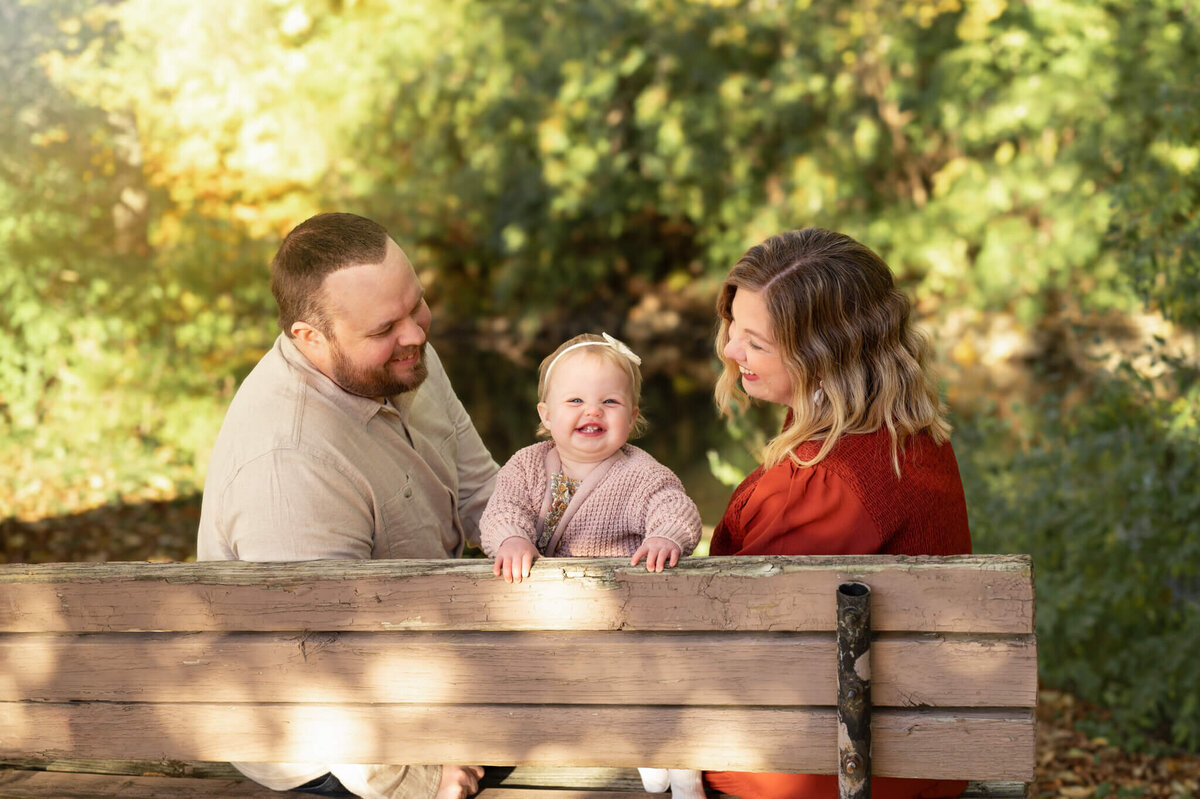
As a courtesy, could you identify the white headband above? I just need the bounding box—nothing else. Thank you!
[543,332,642,385]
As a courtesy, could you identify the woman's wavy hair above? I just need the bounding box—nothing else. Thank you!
[714,227,950,475]
[536,333,649,439]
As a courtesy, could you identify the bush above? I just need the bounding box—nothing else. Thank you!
[958,357,1200,750]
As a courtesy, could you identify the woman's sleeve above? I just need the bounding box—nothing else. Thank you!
[736,463,883,556]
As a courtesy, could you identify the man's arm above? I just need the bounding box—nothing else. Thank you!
[440,389,499,550]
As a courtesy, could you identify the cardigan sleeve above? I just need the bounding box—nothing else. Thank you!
[478,445,545,556]
[639,465,703,556]
[734,461,883,556]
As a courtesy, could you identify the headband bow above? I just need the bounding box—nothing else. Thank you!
[544,332,642,384]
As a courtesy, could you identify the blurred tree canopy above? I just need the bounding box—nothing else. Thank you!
[2,0,1199,748]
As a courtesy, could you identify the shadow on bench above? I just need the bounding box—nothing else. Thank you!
[0,555,1035,798]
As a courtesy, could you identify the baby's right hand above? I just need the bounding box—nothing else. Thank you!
[493,536,539,583]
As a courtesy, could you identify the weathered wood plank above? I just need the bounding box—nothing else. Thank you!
[0,556,1035,634]
[0,631,1037,708]
[0,766,1029,799]
[0,769,308,797]
[0,768,657,799]
[0,759,242,780]
[0,703,1035,781]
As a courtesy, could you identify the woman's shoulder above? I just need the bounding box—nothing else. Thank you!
[804,428,952,470]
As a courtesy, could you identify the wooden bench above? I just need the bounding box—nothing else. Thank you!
[0,555,1035,798]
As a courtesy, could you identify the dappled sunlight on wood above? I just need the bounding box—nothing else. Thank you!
[0,557,1037,782]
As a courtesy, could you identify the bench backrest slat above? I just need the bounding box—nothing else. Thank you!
[0,555,1033,634]
[0,631,1036,708]
[0,704,1034,781]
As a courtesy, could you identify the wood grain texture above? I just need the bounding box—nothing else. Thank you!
[0,556,1034,634]
[0,631,1037,708]
[0,767,1030,799]
[0,556,1037,788]
[0,703,1035,781]
[0,769,309,797]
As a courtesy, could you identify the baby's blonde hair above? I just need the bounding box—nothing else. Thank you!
[536,333,649,439]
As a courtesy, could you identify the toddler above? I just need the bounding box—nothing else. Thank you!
[480,332,705,799]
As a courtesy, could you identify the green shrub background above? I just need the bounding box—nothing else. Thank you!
[2,0,1198,750]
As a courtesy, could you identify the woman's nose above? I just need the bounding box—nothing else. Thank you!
[723,337,741,361]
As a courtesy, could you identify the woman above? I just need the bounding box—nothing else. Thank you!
[704,228,971,799]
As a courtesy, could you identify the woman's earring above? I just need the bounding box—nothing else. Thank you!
[812,380,825,406]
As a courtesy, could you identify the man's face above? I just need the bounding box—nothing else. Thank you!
[302,239,433,400]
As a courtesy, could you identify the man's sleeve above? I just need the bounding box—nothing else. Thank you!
[445,392,499,550]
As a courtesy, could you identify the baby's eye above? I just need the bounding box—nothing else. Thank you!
[603,399,622,405]
[566,398,583,404]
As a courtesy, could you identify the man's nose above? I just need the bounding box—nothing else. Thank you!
[395,317,427,347]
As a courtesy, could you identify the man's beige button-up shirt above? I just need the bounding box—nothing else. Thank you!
[198,334,498,562]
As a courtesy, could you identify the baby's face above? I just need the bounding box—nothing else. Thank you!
[538,353,637,467]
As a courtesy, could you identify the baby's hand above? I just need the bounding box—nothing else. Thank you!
[631,537,682,573]
[494,536,539,583]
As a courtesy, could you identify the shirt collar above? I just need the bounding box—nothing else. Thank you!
[276,334,418,427]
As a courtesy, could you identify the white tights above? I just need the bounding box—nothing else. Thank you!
[637,768,706,799]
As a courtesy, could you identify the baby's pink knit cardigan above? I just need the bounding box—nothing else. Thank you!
[480,441,702,558]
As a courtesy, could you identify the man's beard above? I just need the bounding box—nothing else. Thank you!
[329,339,429,399]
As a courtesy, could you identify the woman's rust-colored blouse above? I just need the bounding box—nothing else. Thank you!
[705,426,972,799]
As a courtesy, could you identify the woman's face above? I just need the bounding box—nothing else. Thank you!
[723,287,793,407]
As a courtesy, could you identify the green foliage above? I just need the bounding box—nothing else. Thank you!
[2,0,1200,752]
[959,357,1200,750]
[1101,2,1200,326]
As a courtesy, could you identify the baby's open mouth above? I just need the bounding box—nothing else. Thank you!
[576,424,605,434]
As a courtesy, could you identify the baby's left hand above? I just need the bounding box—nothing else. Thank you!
[631,537,682,573]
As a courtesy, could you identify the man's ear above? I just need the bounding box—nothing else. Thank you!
[291,321,325,350]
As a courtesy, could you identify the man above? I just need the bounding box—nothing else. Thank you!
[198,212,499,799]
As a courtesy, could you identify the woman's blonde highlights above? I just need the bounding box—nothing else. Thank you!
[715,228,950,475]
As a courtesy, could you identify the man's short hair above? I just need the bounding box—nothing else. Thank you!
[271,212,391,337]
